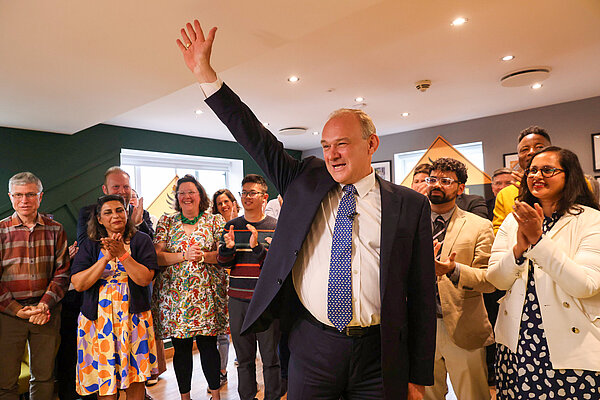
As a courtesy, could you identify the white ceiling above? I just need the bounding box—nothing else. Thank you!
[2,0,600,151]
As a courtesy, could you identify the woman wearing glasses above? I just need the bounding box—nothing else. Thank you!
[488,147,600,399]
[152,175,228,400]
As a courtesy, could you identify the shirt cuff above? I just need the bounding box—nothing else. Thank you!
[447,263,461,284]
[200,77,223,99]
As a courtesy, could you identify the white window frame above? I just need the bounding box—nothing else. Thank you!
[120,148,244,199]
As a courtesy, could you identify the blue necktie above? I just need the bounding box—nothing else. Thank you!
[328,184,357,331]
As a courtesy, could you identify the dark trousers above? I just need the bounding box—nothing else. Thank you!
[171,335,221,393]
[229,297,281,400]
[287,317,383,400]
[0,305,61,400]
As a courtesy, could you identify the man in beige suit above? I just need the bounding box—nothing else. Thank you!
[424,158,495,400]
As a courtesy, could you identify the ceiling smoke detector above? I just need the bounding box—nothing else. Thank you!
[415,80,431,92]
[500,67,551,87]
[278,127,307,136]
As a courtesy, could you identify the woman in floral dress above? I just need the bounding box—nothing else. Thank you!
[71,194,159,399]
[153,175,228,400]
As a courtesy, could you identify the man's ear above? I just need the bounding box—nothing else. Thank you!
[102,185,109,195]
[457,183,466,196]
[367,134,380,156]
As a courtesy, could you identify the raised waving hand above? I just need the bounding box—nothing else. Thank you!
[176,19,218,83]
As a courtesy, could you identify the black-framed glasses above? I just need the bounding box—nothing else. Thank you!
[526,166,564,178]
[239,191,264,198]
[424,177,458,187]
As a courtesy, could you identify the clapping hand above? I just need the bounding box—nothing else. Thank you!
[223,226,236,249]
[246,224,259,248]
[185,244,205,262]
[130,197,144,226]
[101,233,126,259]
[512,200,543,257]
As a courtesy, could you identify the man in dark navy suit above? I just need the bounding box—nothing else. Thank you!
[76,166,154,243]
[176,20,436,400]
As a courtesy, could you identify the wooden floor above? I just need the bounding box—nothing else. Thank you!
[146,341,287,400]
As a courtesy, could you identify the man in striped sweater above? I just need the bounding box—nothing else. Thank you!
[218,174,281,400]
[0,172,69,400]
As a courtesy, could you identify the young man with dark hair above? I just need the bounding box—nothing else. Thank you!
[218,174,281,400]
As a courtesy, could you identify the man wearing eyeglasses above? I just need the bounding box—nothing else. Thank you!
[0,172,69,399]
[493,126,552,234]
[217,174,281,400]
[424,158,495,400]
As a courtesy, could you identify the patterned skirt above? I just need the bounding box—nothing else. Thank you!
[496,267,600,399]
[76,258,158,396]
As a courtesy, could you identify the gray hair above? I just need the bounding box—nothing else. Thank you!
[492,167,513,179]
[104,166,130,185]
[8,172,43,193]
[328,108,376,139]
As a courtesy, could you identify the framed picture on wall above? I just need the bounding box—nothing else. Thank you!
[503,153,519,169]
[372,160,392,181]
[592,133,600,171]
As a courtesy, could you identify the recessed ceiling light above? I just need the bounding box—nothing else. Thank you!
[194,109,203,115]
[287,76,299,83]
[531,83,543,89]
[262,122,270,127]
[401,112,410,117]
[451,17,468,26]
[355,97,364,102]
[502,55,515,61]
[312,131,319,136]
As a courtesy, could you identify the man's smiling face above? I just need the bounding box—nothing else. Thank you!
[321,113,378,185]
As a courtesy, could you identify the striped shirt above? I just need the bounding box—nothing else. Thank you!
[217,216,276,300]
[0,213,69,315]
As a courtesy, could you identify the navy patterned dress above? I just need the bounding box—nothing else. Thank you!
[496,213,600,399]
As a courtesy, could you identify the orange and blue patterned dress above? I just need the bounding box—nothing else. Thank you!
[76,251,158,396]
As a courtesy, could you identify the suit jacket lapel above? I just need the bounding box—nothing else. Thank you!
[547,212,575,239]
[441,208,465,259]
[378,176,401,301]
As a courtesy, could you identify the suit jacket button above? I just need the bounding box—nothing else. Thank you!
[563,302,570,308]
[294,250,299,256]
[504,310,508,315]
[571,327,580,334]
[277,278,283,285]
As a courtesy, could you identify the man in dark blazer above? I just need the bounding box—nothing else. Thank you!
[176,20,436,400]
[76,166,154,243]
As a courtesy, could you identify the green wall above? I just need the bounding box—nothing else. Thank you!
[0,124,301,242]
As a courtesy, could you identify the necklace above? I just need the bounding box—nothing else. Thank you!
[181,212,203,225]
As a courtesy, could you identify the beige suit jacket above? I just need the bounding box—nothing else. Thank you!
[438,206,495,350]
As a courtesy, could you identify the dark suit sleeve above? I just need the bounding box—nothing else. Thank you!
[76,206,93,244]
[139,210,154,239]
[205,83,303,195]
[131,232,159,272]
[407,197,436,385]
[71,237,98,275]
[456,194,488,219]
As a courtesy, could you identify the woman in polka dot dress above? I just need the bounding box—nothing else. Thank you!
[488,147,600,399]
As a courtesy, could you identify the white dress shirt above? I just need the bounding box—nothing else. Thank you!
[292,171,382,327]
[200,78,382,327]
